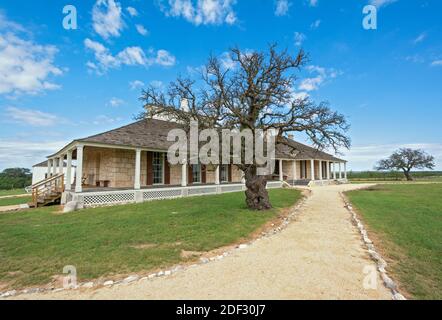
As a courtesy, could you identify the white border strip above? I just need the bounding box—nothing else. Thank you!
[340,192,406,300]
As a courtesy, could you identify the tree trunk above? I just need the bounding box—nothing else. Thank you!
[403,170,413,181]
[244,166,272,210]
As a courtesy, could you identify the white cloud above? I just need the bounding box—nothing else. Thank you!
[405,54,425,64]
[5,107,59,126]
[294,32,306,47]
[298,65,341,92]
[129,80,145,90]
[412,32,427,45]
[107,97,125,107]
[344,143,442,171]
[219,51,237,70]
[431,60,442,67]
[154,49,176,66]
[275,0,291,16]
[310,19,321,29]
[160,0,238,26]
[0,12,27,33]
[92,0,124,40]
[0,16,63,96]
[84,38,176,74]
[308,0,318,7]
[136,24,149,36]
[369,0,398,8]
[117,47,148,65]
[126,6,138,17]
[0,138,69,171]
[92,115,123,125]
[150,80,164,88]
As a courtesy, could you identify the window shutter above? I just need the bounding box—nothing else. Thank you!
[202,165,206,183]
[164,154,170,185]
[188,165,193,185]
[147,151,153,185]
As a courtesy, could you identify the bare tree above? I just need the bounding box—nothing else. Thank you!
[138,45,350,210]
[376,148,435,181]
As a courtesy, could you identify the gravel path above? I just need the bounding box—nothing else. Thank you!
[14,184,391,300]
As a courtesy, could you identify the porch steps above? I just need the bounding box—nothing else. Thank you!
[28,173,64,208]
[290,180,311,186]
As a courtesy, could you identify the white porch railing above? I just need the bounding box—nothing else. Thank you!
[65,181,283,208]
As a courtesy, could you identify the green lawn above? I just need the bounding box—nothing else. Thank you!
[0,196,32,207]
[0,189,27,197]
[346,184,442,300]
[0,188,301,290]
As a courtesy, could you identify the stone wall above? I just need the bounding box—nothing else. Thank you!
[83,147,142,188]
[82,147,245,188]
[231,165,243,182]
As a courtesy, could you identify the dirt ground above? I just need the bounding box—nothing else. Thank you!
[11,184,391,300]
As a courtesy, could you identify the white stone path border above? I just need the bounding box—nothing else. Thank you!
[340,192,406,300]
[1,189,310,299]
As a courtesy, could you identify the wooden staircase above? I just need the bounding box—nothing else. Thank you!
[29,173,65,208]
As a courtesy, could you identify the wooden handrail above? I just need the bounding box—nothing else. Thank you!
[31,173,65,208]
[31,173,64,188]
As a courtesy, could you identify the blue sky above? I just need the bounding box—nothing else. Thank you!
[0,0,441,171]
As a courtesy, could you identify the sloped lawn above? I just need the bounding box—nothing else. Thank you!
[0,196,32,207]
[346,184,442,300]
[0,188,301,290]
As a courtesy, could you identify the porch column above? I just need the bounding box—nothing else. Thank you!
[58,156,63,174]
[344,162,347,180]
[65,150,72,191]
[310,159,315,181]
[75,145,84,193]
[319,160,323,180]
[326,161,331,180]
[181,160,187,187]
[339,162,342,179]
[333,162,337,180]
[52,158,57,176]
[134,149,141,190]
[47,158,53,177]
[214,165,220,185]
[279,160,283,181]
[292,160,297,184]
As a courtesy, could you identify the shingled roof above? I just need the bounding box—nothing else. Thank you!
[76,119,345,162]
[276,137,345,162]
[78,119,182,151]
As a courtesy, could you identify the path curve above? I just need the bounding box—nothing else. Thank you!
[14,184,391,300]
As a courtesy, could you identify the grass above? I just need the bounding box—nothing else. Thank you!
[346,184,442,300]
[0,189,27,197]
[0,196,32,207]
[348,171,442,182]
[0,188,301,290]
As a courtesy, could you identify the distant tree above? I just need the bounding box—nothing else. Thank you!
[0,168,32,190]
[375,148,435,181]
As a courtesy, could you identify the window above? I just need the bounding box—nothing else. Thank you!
[301,161,307,179]
[152,152,164,184]
[220,165,229,182]
[274,160,280,175]
[192,164,201,183]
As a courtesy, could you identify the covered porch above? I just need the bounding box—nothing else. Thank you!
[46,142,245,194]
[274,158,348,186]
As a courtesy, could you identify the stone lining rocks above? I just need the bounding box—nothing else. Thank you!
[0,191,308,299]
[340,192,406,301]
